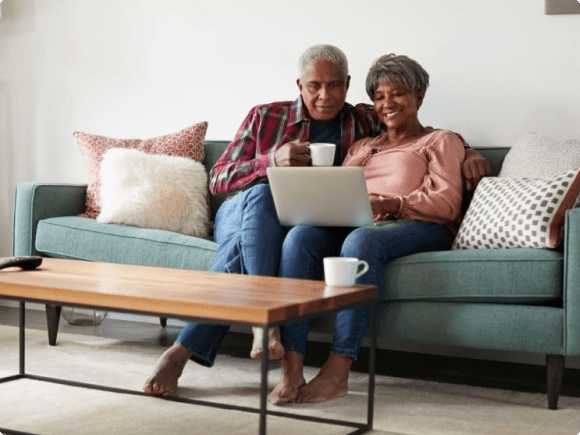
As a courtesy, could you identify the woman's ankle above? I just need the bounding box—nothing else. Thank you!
[281,350,304,375]
[319,354,353,379]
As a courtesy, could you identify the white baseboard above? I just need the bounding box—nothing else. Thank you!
[0,300,167,325]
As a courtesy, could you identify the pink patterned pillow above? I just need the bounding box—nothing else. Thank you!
[74,121,208,219]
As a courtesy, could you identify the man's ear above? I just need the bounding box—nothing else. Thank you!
[297,78,303,92]
[345,75,351,91]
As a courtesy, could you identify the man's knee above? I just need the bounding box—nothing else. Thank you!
[239,184,277,218]
[245,184,273,204]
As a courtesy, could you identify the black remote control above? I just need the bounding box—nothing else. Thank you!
[0,256,43,271]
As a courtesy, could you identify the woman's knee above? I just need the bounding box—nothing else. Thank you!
[341,227,374,259]
[283,226,329,254]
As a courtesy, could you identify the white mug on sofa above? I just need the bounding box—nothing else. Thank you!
[323,257,369,287]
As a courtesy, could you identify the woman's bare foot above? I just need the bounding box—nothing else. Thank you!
[143,344,192,397]
[268,351,306,405]
[251,326,284,360]
[295,354,353,403]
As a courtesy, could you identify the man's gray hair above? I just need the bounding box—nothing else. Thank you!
[365,54,429,100]
[298,44,349,78]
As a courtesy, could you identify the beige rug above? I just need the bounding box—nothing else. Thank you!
[1,325,580,435]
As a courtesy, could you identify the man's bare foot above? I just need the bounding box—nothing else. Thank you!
[295,354,353,403]
[269,351,306,405]
[251,326,284,360]
[143,344,192,397]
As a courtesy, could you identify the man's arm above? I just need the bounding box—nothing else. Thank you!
[209,107,274,195]
[209,104,311,196]
[463,148,491,191]
[351,103,383,146]
[274,140,310,167]
[440,132,491,191]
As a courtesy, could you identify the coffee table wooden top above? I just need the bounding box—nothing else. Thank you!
[0,258,377,325]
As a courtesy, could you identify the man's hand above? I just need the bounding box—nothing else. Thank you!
[463,148,491,191]
[274,140,311,167]
[369,195,401,221]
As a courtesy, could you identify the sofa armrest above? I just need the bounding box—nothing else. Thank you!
[13,183,88,256]
[564,207,580,354]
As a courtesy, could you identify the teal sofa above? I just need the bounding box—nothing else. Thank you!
[12,141,578,409]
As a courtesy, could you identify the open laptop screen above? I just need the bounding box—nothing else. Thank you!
[267,167,375,227]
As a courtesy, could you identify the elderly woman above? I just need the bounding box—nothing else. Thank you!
[269,54,466,405]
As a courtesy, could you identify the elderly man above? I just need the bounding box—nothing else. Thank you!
[143,44,490,398]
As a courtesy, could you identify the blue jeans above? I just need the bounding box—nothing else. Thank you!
[279,220,455,360]
[175,184,287,367]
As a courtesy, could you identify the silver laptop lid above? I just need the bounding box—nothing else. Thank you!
[267,166,374,227]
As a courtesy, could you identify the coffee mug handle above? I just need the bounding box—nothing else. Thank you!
[355,260,369,279]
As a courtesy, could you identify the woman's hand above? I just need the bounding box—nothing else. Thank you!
[369,195,401,221]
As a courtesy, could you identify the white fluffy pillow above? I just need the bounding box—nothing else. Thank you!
[499,133,580,179]
[97,148,209,238]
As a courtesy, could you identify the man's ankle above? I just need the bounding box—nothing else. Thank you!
[169,344,193,362]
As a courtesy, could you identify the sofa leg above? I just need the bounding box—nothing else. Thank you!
[547,354,564,410]
[45,304,62,346]
[160,317,167,328]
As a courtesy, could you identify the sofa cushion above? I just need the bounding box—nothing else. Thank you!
[74,121,208,219]
[34,218,562,305]
[383,248,563,304]
[35,216,217,271]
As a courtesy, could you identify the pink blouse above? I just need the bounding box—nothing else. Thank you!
[343,129,465,226]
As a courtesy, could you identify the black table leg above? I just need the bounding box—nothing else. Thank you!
[367,303,377,430]
[259,324,269,435]
[20,302,25,375]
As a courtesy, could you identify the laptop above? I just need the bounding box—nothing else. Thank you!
[267,166,376,227]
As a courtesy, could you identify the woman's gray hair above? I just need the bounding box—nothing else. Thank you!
[365,54,429,100]
[298,44,349,78]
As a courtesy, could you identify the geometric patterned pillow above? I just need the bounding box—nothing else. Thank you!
[74,121,208,219]
[452,168,580,249]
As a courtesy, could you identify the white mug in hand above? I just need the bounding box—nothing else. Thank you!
[323,257,369,287]
[309,143,336,166]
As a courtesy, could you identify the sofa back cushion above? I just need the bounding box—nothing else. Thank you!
[203,141,230,220]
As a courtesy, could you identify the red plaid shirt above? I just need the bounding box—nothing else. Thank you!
[209,97,381,195]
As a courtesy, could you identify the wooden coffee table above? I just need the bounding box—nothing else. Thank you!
[0,258,378,435]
